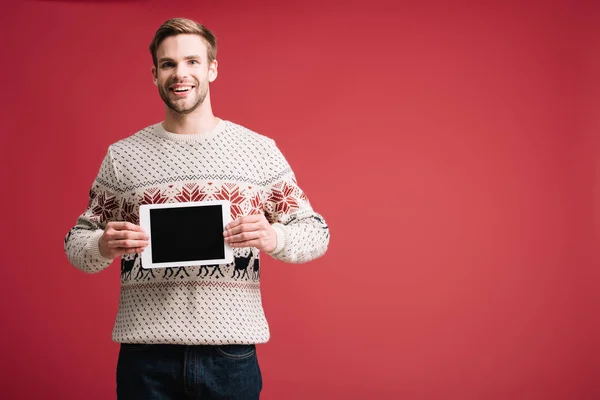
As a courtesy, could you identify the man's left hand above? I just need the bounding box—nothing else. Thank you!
[223,214,277,253]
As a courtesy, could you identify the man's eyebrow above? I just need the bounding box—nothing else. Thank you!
[158,55,201,63]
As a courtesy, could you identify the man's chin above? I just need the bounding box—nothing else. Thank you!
[166,101,199,115]
[160,91,205,115]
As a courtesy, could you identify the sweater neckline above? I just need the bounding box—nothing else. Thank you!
[153,118,226,143]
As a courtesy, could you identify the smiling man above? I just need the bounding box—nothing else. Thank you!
[154,37,213,117]
[64,17,330,400]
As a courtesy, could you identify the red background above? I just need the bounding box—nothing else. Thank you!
[1,1,598,399]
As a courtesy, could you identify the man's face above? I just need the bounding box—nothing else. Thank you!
[152,34,217,115]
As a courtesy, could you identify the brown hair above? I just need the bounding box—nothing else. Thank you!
[149,18,217,67]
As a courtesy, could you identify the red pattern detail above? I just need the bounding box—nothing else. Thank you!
[87,188,97,208]
[91,191,118,222]
[175,184,208,203]
[249,192,263,215]
[214,183,245,219]
[291,176,308,202]
[140,188,168,205]
[120,199,138,224]
[267,182,299,215]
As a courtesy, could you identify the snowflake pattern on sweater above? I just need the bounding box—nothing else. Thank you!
[64,119,330,345]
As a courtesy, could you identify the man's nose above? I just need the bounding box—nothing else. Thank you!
[173,63,188,80]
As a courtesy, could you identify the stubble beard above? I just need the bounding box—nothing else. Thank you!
[158,79,209,115]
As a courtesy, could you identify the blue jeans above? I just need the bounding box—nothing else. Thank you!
[116,343,262,399]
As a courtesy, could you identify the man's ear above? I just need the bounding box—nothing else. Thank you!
[208,60,218,83]
[152,66,158,86]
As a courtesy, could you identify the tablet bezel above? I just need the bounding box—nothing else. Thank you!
[139,200,233,269]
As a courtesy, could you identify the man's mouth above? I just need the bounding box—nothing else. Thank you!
[170,85,194,94]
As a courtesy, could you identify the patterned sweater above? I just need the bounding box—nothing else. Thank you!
[64,119,330,345]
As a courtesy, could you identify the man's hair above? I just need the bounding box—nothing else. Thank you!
[149,18,217,67]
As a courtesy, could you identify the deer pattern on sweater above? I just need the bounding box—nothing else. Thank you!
[120,249,259,283]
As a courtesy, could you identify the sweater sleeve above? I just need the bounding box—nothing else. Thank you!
[64,147,121,273]
[262,141,330,264]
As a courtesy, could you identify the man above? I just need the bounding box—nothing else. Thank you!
[64,17,330,400]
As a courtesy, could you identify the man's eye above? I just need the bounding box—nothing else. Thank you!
[189,60,198,65]
[161,62,174,68]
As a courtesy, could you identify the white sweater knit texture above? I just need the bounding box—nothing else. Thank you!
[64,119,330,345]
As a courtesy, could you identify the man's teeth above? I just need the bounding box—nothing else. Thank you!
[173,87,191,92]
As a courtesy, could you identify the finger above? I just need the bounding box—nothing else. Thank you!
[131,246,147,254]
[227,239,263,249]
[225,230,261,243]
[108,230,149,241]
[225,230,266,244]
[223,222,262,237]
[110,239,150,249]
[121,246,147,255]
[225,215,262,230]
[107,221,145,232]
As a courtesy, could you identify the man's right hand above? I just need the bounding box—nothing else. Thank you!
[98,222,149,259]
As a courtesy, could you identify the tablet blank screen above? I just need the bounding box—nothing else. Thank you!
[149,205,225,263]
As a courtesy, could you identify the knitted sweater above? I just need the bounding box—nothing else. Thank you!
[64,119,330,345]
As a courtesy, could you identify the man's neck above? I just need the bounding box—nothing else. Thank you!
[162,108,219,135]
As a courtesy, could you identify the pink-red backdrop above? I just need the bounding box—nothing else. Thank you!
[1,1,598,399]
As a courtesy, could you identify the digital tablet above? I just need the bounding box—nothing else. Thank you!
[139,200,233,269]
